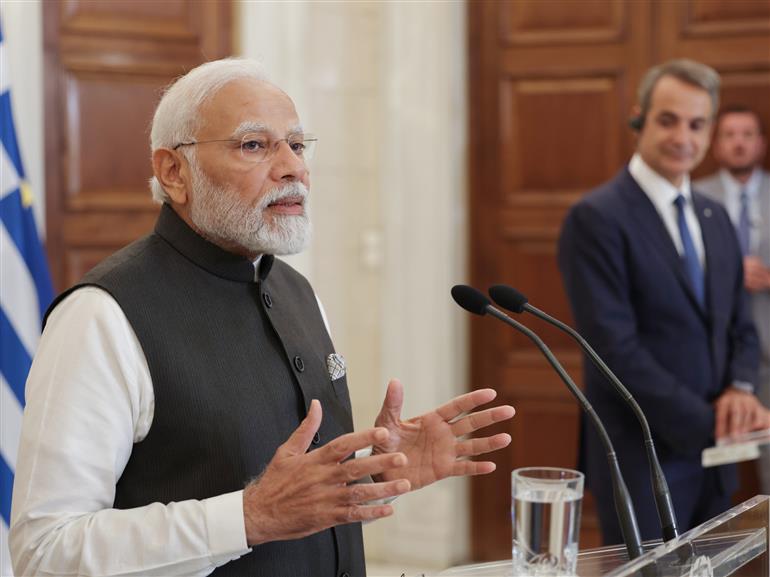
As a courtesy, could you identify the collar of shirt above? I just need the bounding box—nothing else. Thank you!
[629,153,705,266]
[718,167,762,224]
[252,255,263,282]
[629,153,693,211]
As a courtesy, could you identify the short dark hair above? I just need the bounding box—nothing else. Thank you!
[638,59,720,122]
[715,104,765,136]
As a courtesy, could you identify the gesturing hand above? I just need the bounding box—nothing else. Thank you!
[243,399,412,546]
[371,379,515,490]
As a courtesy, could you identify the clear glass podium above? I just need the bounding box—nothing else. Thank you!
[436,495,769,577]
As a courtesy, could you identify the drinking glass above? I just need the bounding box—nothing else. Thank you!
[511,467,584,576]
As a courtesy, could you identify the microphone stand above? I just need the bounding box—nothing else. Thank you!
[488,285,679,542]
[484,305,645,561]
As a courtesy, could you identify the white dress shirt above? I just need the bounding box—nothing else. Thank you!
[11,275,336,576]
[717,167,762,253]
[629,153,706,268]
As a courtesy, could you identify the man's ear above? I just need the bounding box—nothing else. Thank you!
[152,148,189,205]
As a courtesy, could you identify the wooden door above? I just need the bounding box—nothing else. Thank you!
[44,0,232,290]
[468,0,770,562]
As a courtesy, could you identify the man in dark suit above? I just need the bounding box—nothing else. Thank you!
[558,59,770,545]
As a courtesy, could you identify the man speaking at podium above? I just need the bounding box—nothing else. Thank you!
[558,59,770,545]
[9,58,514,576]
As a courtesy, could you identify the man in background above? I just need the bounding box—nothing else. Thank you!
[695,105,770,493]
[558,59,769,545]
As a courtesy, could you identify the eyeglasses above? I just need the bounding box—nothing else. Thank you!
[173,132,317,163]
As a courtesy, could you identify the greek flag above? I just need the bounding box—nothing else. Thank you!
[0,19,54,574]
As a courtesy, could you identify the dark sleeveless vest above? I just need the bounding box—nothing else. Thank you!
[46,204,366,576]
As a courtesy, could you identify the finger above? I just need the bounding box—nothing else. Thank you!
[312,426,390,464]
[451,460,497,477]
[729,398,754,435]
[339,478,411,505]
[330,452,408,483]
[455,433,511,458]
[727,403,749,436]
[435,388,498,422]
[748,408,762,430]
[375,379,404,427]
[277,399,323,457]
[757,409,770,430]
[450,405,515,437]
[333,503,395,525]
[744,400,761,431]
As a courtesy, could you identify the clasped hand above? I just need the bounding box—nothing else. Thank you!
[243,380,514,545]
[714,386,770,439]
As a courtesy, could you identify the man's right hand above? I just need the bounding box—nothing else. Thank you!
[242,399,411,546]
[744,256,770,293]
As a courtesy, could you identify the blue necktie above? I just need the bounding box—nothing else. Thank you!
[737,187,751,255]
[674,194,705,308]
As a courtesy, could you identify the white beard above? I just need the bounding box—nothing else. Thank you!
[188,162,311,256]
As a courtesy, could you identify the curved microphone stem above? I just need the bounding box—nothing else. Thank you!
[485,306,645,560]
[523,303,679,542]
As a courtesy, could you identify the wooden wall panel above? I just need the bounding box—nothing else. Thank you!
[61,0,199,40]
[684,0,770,36]
[500,76,622,193]
[468,0,770,562]
[45,0,232,291]
[64,72,161,208]
[656,0,770,64]
[499,0,625,46]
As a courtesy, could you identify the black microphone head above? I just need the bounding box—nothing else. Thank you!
[488,285,528,313]
[451,285,490,316]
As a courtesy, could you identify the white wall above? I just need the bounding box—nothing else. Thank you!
[0,0,44,234]
[239,2,470,570]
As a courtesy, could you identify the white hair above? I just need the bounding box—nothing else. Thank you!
[149,58,271,203]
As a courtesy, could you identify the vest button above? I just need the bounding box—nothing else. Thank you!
[339,573,350,577]
[262,292,273,308]
[313,431,321,445]
[294,356,305,372]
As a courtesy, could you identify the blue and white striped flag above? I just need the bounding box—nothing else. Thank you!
[0,19,54,574]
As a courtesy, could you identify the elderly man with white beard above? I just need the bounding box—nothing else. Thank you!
[9,58,515,577]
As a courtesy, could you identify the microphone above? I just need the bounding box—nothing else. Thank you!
[487,284,679,542]
[451,285,645,561]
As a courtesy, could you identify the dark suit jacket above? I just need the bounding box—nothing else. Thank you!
[557,167,759,538]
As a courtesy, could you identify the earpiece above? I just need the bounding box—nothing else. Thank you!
[628,115,645,131]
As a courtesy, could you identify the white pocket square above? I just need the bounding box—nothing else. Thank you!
[326,353,346,381]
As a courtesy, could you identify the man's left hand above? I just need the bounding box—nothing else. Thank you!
[714,386,770,439]
[371,379,514,491]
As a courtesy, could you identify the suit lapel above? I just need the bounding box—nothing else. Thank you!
[692,193,718,318]
[620,170,708,320]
